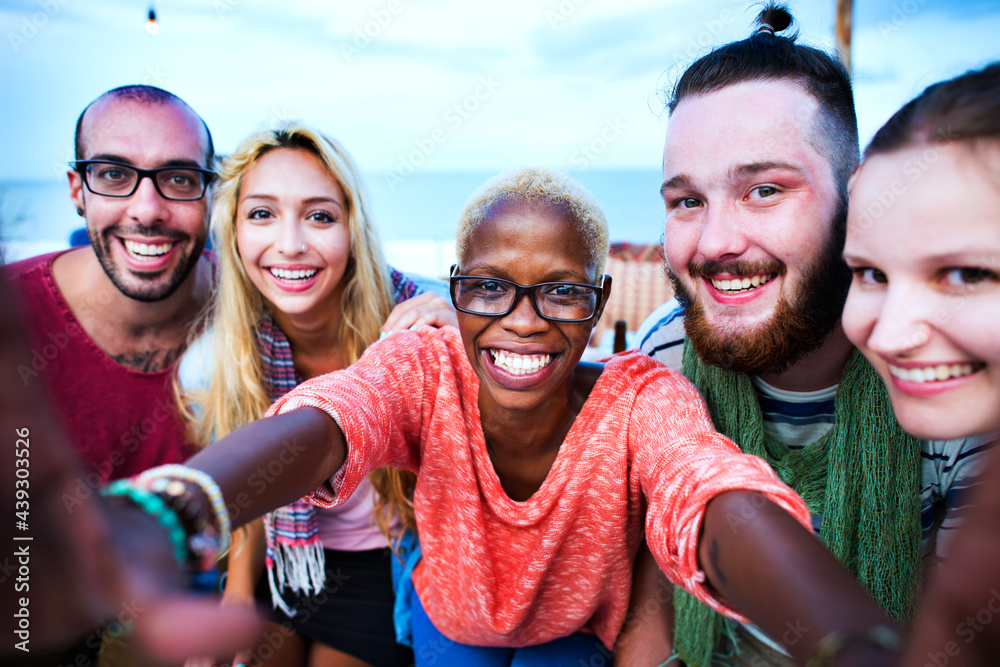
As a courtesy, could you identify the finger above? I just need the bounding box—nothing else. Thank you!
[133,596,262,663]
[381,293,437,332]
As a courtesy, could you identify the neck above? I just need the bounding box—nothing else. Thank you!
[271,298,345,379]
[757,323,855,392]
[62,247,210,334]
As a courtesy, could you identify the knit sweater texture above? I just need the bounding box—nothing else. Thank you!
[266,326,810,650]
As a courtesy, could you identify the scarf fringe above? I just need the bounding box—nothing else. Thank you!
[267,539,326,617]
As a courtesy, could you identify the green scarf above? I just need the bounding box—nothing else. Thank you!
[674,340,921,667]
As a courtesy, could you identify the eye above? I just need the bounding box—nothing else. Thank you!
[97,167,126,181]
[472,279,505,292]
[943,267,998,287]
[545,284,586,297]
[671,197,702,210]
[307,211,337,224]
[247,208,272,220]
[748,185,780,199]
[851,267,887,285]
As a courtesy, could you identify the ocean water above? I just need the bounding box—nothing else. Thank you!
[0,169,665,276]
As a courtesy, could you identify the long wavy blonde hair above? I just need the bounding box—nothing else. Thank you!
[177,122,415,539]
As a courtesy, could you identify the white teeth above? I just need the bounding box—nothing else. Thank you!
[123,239,173,258]
[711,273,773,294]
[888,363,979,383]
[269,267,318,281]
[489,349,553,375]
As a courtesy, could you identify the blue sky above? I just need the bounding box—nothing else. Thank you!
[2,0,999,182]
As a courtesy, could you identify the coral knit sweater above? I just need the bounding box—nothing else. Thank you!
[266,326,809,650]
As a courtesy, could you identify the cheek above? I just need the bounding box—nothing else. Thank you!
[663,218,697,272]
[943,294,1000,365]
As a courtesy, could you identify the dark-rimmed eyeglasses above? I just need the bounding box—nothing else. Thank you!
[449,265,609,322]
[70,160,215,201]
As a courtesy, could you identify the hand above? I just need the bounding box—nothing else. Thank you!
[382,292,458,332]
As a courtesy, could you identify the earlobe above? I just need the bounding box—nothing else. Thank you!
[68,169,85,215]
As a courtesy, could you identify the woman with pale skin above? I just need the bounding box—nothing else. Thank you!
[841,62,1000,666]
[178,123,455,667]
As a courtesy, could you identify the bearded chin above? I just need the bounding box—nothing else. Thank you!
[670,233,852,376]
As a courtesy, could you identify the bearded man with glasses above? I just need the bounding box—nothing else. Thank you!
[2,85,215,488]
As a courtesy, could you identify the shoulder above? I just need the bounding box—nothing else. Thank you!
[598,349,704,407]
[633,298,686,370]
[1,250,64,284]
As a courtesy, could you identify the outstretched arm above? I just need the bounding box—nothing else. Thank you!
[185,406,345,531]
[699,490,899,666]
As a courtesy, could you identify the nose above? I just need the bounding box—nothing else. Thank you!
[865,284,935,358]
[500,291,548,337]
[695,203,749,262]
[125,174,170,224]
[276,219,307,256]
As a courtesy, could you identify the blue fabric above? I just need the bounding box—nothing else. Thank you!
[391,528,422,647]
[408,585,613,667]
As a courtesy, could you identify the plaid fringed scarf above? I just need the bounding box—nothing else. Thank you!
[262,268,422,616]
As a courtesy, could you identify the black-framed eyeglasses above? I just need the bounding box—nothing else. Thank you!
[70,160,215,201]
[449,265,610,322]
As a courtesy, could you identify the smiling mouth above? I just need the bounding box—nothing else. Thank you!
[123,239,175,260]
[709,273,776,295]
[887,362,984,383]
[269,267,318,281]
[489,349,554,375]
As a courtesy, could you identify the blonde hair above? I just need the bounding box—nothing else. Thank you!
[456,168,610,281]
[177,122,415,538]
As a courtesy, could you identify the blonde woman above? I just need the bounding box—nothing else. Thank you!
[178,123,455,667]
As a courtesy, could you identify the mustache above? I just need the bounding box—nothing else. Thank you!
[688,259,786,280]
[102,225,190,242]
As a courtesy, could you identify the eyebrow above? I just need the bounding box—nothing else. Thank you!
[465,264,592,283]
[659,174,693,196]
[242,194,344,210]
[731,161,807,179]
[86,154,206,169]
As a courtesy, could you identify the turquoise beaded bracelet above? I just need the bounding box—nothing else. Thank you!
[102,480,189,567]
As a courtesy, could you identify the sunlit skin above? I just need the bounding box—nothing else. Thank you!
[236,148,351,373]
[67,96,210,302]
[661,80,852,389]
[456,206,610,500]
[843,142,1000,440]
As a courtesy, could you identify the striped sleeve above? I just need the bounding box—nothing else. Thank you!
[921,434,997,561]
[634,298,686,371]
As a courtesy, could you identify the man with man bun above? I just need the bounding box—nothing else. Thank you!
[623,5,990,665]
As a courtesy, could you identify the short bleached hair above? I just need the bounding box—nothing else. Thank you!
[456,168,609,282]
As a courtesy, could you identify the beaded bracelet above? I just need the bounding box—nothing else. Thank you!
[101,480,189,567]
[806,625,902,667]
[138,464,232,562]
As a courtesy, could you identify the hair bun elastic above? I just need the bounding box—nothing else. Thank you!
[756,23,776,36]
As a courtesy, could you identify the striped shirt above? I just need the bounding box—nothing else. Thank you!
[634,298,995,563]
